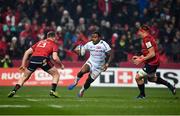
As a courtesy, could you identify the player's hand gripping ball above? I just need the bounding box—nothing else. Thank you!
[131,56,138,62]
[131,56,144,65]
[78,45,86,56]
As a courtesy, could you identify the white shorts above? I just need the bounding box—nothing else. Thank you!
[85,60,104,80]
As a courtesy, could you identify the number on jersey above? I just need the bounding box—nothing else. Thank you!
[37,42,47,48]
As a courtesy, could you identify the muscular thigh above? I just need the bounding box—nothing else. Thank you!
[143,64,159,75]
[47,66,59,76]
[88,62,103,80]
[27,56,52,72]
[23,68,33,77]
[143,64,159,82]
[90,68,102,80]
[41,59,54,71]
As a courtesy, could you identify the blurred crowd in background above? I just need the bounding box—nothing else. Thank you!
[0,0,180,67]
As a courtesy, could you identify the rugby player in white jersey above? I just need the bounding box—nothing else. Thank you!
[68,31,113,97]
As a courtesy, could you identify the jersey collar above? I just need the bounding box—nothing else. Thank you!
[92,40,102,45]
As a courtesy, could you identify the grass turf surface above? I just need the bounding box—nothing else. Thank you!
[0,86,179,115]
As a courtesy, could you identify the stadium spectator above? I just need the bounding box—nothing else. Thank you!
[114,34,128,62]
[76,17,86,34]
[0,54,13,68]
[98,0,112,17]
[61,10,75,32]
[162,36,172,61]
[4,7,13,24]
[8,36,22,59]
[0,0,179,64]
[73,4,84,25]
[0,36,8,57]
[31,18,39,41]
[171,37,180,62]
[19,23,31,47]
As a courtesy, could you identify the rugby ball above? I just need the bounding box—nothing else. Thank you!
[78,45,86,56]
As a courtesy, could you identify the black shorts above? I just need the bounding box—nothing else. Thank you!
[142,64,159,74]
[27,56,53,72]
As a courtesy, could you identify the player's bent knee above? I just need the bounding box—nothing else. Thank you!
[48,68,60,78]
[55,72,60,78]
[135,74,141,81]
[137,69,147,77]
[53,70,60,78]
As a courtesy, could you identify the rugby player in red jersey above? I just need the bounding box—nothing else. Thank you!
[132,25,176,99]
[8,31,64,98]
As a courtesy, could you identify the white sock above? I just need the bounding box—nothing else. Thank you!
[80,87,84,93]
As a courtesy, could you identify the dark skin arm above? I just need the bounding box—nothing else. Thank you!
[102,50,113,71]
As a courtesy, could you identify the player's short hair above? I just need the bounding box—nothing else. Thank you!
[92,31,101,37]
[140,25,151,33]
[47,31,56,38]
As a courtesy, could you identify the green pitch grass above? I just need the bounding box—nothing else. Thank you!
[0,86,179,115]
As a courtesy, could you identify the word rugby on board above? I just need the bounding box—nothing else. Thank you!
[0,68,179,88]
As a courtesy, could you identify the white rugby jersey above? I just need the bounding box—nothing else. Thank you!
[84,40,111,66]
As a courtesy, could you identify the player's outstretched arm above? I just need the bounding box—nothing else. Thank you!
[52,52,64,69]
[19,48,33,71]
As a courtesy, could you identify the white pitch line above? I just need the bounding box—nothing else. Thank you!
[133,106,144,109]
[64,104,81,108]
[26,98,40,102]
[48,104,63,108]
[0,105,30,108]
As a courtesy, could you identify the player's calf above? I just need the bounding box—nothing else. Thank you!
[84,75,94,90]
[78,75,94,97]
[135,73,145,98]
[8,84,21,98]
[155,77,176,95]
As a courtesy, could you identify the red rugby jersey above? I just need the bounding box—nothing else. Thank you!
[31,39,58,57]
[141,35,160,65]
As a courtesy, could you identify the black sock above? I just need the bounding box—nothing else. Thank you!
[84,75,94,90]
[156,77,170,87]
[137,84,145,95]
[51,83,57,92]
[13,84,21,92]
